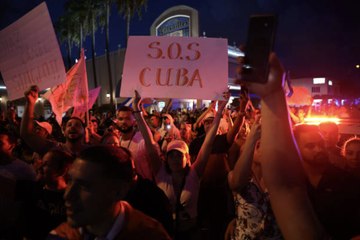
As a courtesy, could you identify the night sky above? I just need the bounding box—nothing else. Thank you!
[1,0,359,94]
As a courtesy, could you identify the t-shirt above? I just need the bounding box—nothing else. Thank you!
[308,165,360,239]
[155,165,200,221]
[120,131,153,180]
[0,158,36,181]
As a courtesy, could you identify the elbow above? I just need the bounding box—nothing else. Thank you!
[228,172,246,192]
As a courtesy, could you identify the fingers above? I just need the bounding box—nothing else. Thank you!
[24,85,39,99]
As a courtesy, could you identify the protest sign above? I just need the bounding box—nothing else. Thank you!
[121,36,228,100]
[0,2,66,100]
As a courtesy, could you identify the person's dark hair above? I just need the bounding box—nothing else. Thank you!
[46,148,74,176]
[78,145,135,183]
[0,127,17,144]
[118,106,133,113]
[62,117,86,132]
[68,117,86,128]
[293,124,319,142]
[319,121,339,134]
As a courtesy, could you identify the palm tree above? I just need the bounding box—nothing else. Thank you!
[56,15,77,70]
[115,0,148,45]
[65,0,91,58]
[86,0,106,89]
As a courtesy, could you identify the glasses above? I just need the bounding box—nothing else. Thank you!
[162,117,168,120]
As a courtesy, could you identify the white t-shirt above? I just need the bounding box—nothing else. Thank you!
[120,131,158,180]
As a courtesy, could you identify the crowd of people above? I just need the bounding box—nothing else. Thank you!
[1,53,360,240]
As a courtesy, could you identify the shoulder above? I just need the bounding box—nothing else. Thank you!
[9,159,36,181]
[119,202,171,240]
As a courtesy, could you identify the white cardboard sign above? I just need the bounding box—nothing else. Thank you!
[0,2,66,100]
[121,36,228,100]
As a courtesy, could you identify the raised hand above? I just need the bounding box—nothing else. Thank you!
[237,53,285,99]
[217,91,230,112]
[24,85,39,105]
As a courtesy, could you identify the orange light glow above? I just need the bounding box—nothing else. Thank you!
[304,116,341,125]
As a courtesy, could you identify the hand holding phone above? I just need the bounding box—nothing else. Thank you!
[242,15,277,84]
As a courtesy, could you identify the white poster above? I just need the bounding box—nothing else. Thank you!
[0,2,66,100]
[121,36,228,100]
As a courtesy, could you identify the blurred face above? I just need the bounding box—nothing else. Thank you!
[117,111,135,133]
[91,120,98,131]
[180,124,189,138]
[162,116,171,125]
[344,142,360,170]
[203,118,214,133]
[64,119,85,142]
[102,135,120,147]
[0,134,14,157]
[297,132,329,168]
[41,152,59,183]
[64,159,118,228]
[150,116,160,128]
[167,150,187,172]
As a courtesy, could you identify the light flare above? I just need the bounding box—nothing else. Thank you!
[304,116,341,125]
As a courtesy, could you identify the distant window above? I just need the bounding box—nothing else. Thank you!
[313,78,326,84]
[312,87,321,93]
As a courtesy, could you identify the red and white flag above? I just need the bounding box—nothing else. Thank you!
[44,49,89,126]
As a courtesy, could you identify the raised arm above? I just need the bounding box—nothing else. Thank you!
[20,85,54,155]
[228,119,261,192]
[192,101,216,131]
[132,91,162,175]
[192,94,229,178]
[239,53,326,239]
[226,91,247,144]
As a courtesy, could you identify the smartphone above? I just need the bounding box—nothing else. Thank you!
[242,14,277,84]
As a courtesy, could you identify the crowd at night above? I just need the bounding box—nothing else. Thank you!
[1,56,360,239]
[1,1,360,240]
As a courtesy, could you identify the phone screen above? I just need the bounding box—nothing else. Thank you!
[242,15,277,84]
